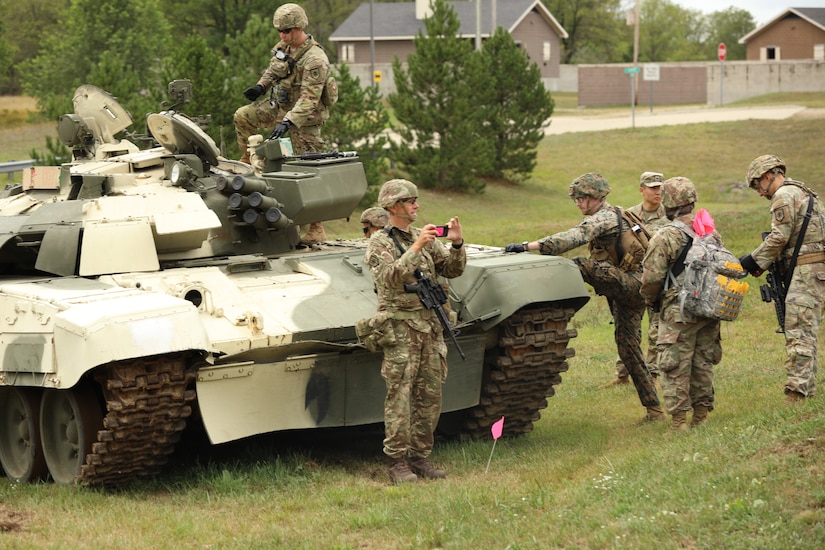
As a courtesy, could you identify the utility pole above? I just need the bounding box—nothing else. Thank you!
[633,0,640,105]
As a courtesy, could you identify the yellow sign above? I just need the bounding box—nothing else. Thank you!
[373,70,382,83]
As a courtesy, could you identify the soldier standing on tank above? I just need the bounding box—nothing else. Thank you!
[641,177,723,432]
[504,173,664,423]
[739,155,825,404]
[360,207,389,238]
[606,171,669,387]
[234,3,332,244]
[365,179,466,484]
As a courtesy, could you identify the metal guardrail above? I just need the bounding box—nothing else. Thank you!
[0,159,34,181]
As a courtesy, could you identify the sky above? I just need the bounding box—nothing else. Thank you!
[670,1,825,26]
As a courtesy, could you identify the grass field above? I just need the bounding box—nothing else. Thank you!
[1,93,824,549]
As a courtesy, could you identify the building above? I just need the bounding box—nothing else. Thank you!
[329,0,568,80]
[739,7,825,61]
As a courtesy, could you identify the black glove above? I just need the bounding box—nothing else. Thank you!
[504,243,526,253]
[739,253,760,275]
[243,84,265,101]
[269,120,291,140]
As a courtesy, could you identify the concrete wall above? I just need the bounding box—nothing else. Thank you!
[707,61,825,106]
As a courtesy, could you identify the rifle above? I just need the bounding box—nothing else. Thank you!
[404,268,466,360]
[289,151,357,160]
[760,259,786,332]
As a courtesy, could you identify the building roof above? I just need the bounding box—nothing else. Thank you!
[739,7,825,44]
[330,0,567,42]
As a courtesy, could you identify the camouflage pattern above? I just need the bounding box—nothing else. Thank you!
[536,199,659,408]
[639,172,664,187]
[234,34,330,157]
[365,223,467,459]
[273,3,308,30]
[661,176,697,209]
[747,154,785,189]
[568,172,611,199]
[641,212,721,414]
[748,179,825,397]
[378,179,418,208]
[615,199,668,378]
[360,206,389,227]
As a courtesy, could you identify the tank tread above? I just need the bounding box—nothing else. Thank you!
[457,305,577,440]
[79,354,195,485]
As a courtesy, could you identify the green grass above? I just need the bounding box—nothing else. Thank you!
[2,92,825,548]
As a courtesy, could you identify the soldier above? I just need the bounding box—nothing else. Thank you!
[504,172,664,423]
[234,3,333,244]
[739,155,825,403]
[360,206,389,238]
[365,179,466,483]
[641,177,723,432]
[606,171,669,387]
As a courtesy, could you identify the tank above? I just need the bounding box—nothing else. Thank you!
[0,82,590,485]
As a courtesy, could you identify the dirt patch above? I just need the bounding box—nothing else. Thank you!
[793,108,825,119]
[0,505,28,533]
[0,96,38,112]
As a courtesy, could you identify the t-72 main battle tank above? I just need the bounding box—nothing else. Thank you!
[0,82,590,485]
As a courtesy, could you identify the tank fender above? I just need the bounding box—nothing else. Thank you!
[450,253,590,331]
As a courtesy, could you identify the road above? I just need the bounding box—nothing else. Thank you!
[545,105,807,135]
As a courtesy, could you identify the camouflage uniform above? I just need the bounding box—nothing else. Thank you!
[536,174,660,412]
[365,190,466,462]
[615,197,669,378]
[233,6,331,158]
[741,155,825,398]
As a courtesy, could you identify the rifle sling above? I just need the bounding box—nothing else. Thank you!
[781,194,815,290]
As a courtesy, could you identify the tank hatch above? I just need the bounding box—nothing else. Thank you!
[147,112,220,167]
[71,85,133,144]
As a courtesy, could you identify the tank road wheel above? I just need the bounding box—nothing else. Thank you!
[0,388,48,482]
[440,305,578,440]
[39,383,103,485]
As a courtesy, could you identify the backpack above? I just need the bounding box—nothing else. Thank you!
[614,207,650,272]
[665,221,749,321]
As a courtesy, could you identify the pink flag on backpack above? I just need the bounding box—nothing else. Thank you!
[693,208,715,236]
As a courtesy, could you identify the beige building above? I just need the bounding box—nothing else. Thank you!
[739,7,825,61]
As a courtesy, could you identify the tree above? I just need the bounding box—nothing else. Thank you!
[544,0,628,63]
[20,0,171,120]
[387,0,491,192]
[639,0,704,62]
[704,7,754,61]
[478,28,554,181]
[323,62,390,205]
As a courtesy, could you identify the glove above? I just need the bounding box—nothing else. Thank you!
[738,253,760,276]
[269,120,291,140]
[243,84,265,101]
[504,242,526,253]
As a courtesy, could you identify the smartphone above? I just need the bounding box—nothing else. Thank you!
[434,225,449,237]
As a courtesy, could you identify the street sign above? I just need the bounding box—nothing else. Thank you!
[624,67,640,75]
[718,43,727,61]
[373,70,382,83]
[643,64,660,81]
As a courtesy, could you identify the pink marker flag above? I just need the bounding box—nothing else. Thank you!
[485,416,505,474]
[693,208,715,236]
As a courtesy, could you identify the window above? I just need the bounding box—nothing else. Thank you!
[760,46,780,61]
[815,44,825,61]
[543,41,551,62]
[341,43,355,63]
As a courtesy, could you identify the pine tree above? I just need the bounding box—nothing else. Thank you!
[387,0,491,192]
[478,28,554,182]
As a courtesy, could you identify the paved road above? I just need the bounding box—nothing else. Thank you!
[546,105,807,135]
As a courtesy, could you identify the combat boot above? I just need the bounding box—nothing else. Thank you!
[691,405,709,427]
[300,222,327,245]
[408,457,446,480]
[667,411,689,434]
[388,458,418,484]
[599,375,630,389]
[640,404,666,423]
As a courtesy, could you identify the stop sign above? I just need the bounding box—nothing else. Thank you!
[718,43,727,61]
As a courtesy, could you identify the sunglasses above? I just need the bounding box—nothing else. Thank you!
[278,28,294,34]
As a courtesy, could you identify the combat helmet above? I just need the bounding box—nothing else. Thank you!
[378,179,418,209]
[568,172,610,199]
[360,207,389,227]
[746,155,785,189]
[662,177,697,208]
[273,3,308,30]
